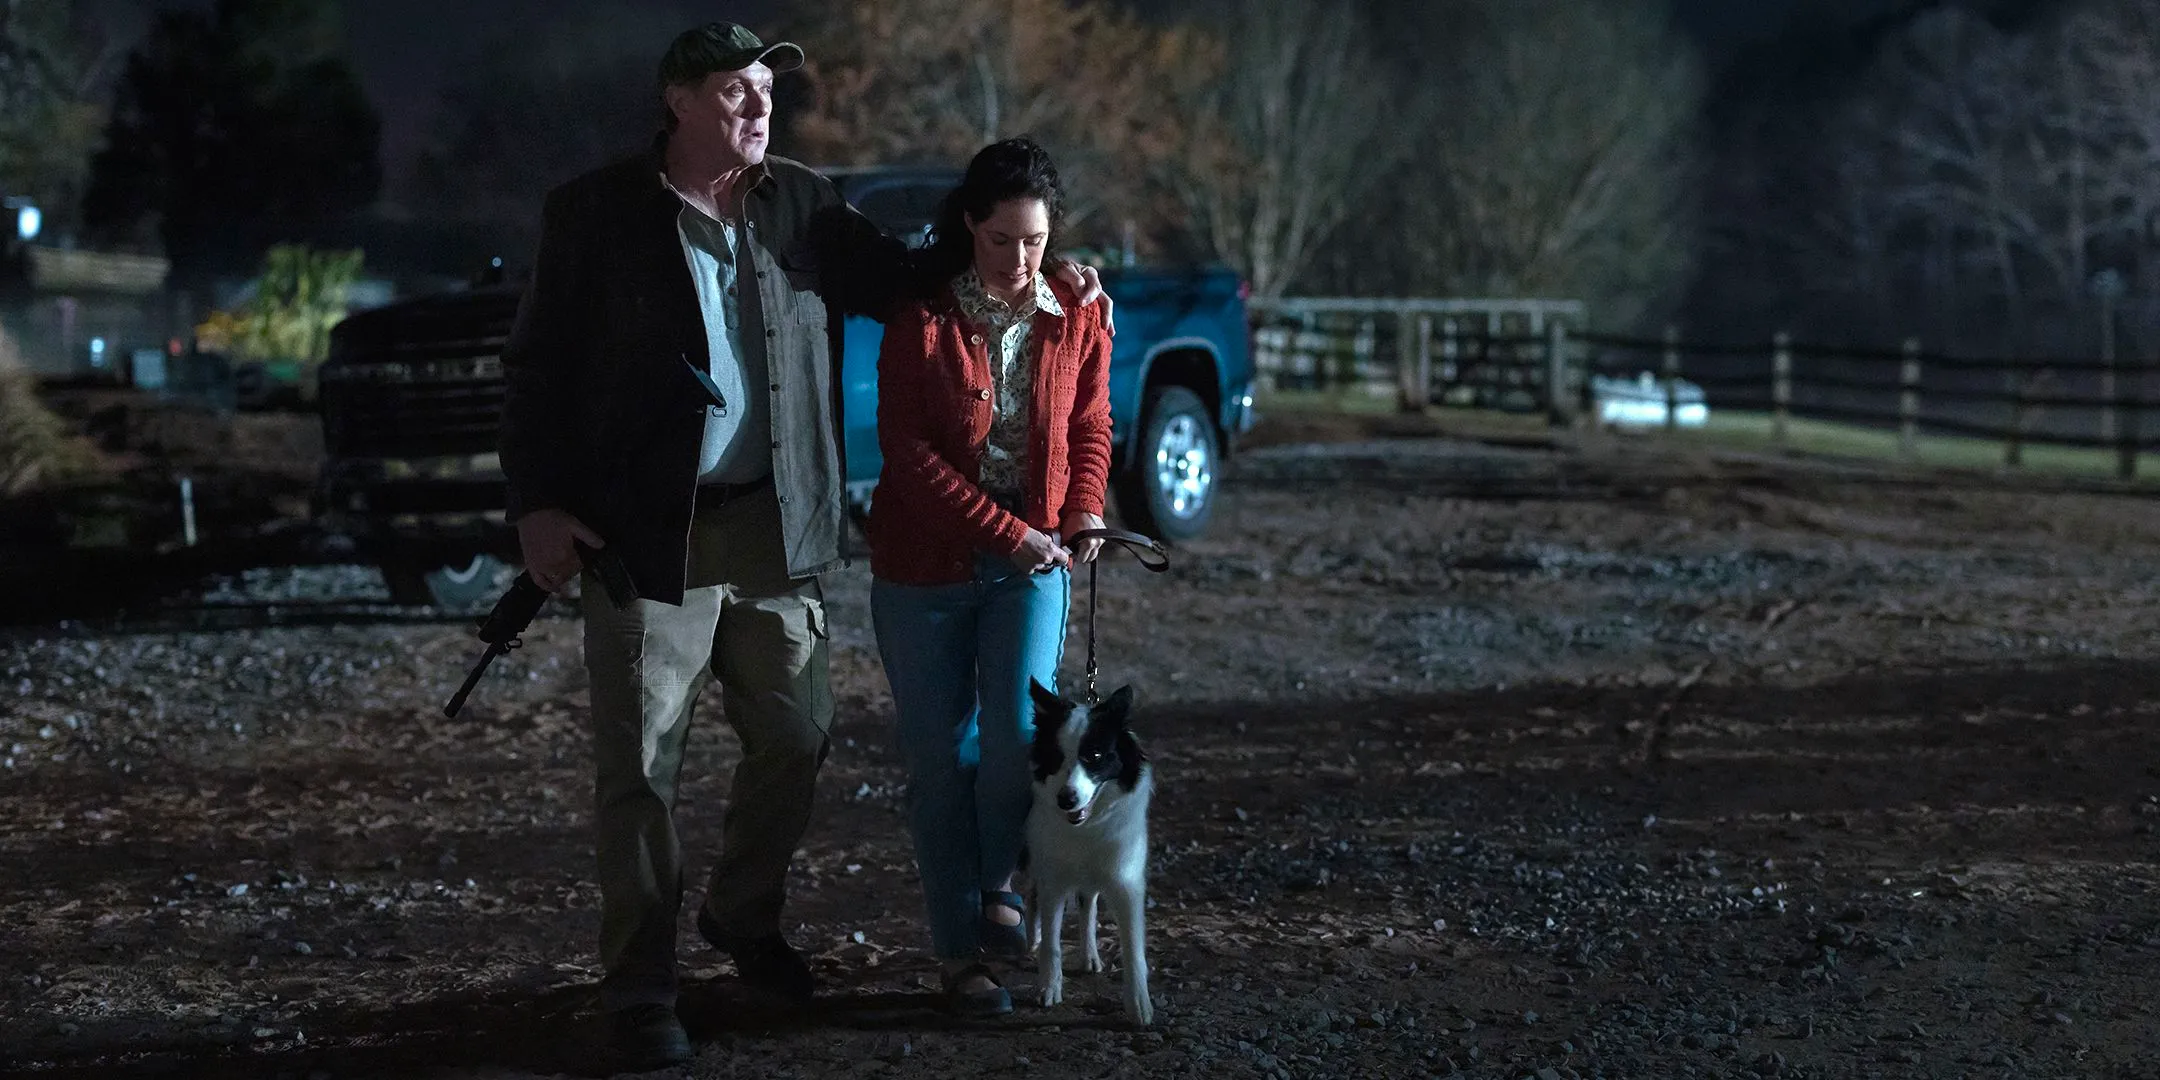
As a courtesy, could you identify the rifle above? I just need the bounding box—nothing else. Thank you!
[443,540,638,718]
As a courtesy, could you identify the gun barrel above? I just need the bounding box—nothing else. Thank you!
[443,644,505,718]
[445,544,631,718]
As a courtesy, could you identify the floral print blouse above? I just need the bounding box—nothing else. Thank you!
[952,267,1064,502]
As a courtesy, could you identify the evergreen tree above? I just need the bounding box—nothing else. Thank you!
[84,0,380,284]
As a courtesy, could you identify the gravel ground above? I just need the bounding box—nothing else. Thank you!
[5,430,2160,1079]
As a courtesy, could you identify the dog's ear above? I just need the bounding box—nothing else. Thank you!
[1098,684,1135,726]
[1028,679,1069,780]
[1028,678,1068,719]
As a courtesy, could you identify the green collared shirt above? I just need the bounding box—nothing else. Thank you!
[663,174,772,485]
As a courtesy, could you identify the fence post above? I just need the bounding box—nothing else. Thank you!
[1662,325,1681,433]
[1396,311,1428,412]
[1899,337,1921,461]
[1772,332,1792,449]
[1545,318,1571,428]
[2119,370,2139,481]
[1439,318,1459,405]
[1416,314,1434,409]
[2005,369,2028,468]
[1350,317,1376,395]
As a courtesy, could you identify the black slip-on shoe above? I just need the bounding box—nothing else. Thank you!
[605,1002,692,1070]
[940,961,1014,1018]
[697,906,816,1003]
[979,889,1029,958]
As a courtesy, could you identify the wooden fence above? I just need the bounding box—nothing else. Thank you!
[1249,297,1588,415]
[1250,299,2159,479]
[1584,331,2153,478]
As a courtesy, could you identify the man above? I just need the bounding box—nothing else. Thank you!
[499,22,1104,1069]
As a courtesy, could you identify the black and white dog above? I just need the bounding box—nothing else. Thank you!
[1024,679,1154,1025]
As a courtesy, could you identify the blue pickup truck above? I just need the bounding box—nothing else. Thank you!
[316,167,1254,608]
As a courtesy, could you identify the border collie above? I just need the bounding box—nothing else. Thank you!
[1024,679,1153,1025]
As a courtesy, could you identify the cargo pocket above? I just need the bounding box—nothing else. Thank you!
[772,591,824,679]
[794,580,830,680]
[720,579,828,690]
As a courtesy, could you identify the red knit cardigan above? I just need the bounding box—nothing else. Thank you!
[866,277,1113,585]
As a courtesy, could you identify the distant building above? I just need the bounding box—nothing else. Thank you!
[1,187,179,379]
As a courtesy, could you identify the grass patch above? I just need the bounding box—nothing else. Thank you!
[1254,386,1404,416]
[1252,391,2160,484]
[1674,411,2160,484]
[1253,389,1556,443]
[0,326,99,495]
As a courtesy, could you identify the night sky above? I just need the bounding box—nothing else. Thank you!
[92,0,1898,185]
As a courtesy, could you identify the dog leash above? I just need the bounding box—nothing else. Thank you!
[1067,528,1171,705]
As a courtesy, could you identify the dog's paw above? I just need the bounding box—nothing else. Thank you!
[1082,948,1105,974]
[1039,978,1065,1008]
[1125,989,1154,1026]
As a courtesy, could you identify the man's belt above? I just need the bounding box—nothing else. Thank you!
[696,473,774,510]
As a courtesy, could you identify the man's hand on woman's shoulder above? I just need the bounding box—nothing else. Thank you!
[1051,258,1114,334]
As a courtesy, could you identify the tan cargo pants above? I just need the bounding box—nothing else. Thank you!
[582,484,832,1011]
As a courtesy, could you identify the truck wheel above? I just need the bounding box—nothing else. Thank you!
[1114,386,1219,541]
[380,554,512,612]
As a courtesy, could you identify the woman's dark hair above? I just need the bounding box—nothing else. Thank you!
[924,136,1068,283]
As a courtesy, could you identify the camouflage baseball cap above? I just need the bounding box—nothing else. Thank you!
[658,22,804,88]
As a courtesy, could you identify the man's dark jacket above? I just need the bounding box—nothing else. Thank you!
[499,146,926,605]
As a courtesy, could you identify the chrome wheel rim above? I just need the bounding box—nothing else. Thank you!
[439,555,490,584]
[1152,415,1214,520]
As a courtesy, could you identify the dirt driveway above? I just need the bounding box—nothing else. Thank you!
[5,429,2160,1079]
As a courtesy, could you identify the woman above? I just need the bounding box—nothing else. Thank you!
[867,137,1113,1016]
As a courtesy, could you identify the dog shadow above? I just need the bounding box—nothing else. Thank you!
[687,966,1141,1035]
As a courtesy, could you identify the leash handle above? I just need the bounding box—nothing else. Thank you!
[1070,528,1171,572]
[1070,529,1172,704]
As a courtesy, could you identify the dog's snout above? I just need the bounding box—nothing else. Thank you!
[1057,788,1080,811]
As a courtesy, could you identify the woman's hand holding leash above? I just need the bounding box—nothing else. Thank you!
[1012,528,1072,574]
[1061,511,1108,563]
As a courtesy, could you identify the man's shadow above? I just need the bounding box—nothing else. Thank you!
[25,969,1144,1079]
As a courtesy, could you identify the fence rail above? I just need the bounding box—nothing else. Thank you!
[1249,298,2159,479]
[1581,330,2155,476]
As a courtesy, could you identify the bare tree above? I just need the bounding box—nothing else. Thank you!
[1154,0,1395,300]
[1834,5,2145,356]
[790,0,1199,244]
[2067,0,2160,349]
[1689,0,2160,355]
[1393,0,1703,327]
[0,0,118,223]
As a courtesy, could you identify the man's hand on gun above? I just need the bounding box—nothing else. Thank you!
[446,523,637,717]
[517,508,606,593]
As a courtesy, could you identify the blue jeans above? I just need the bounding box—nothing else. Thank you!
[872,554,1070,960]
